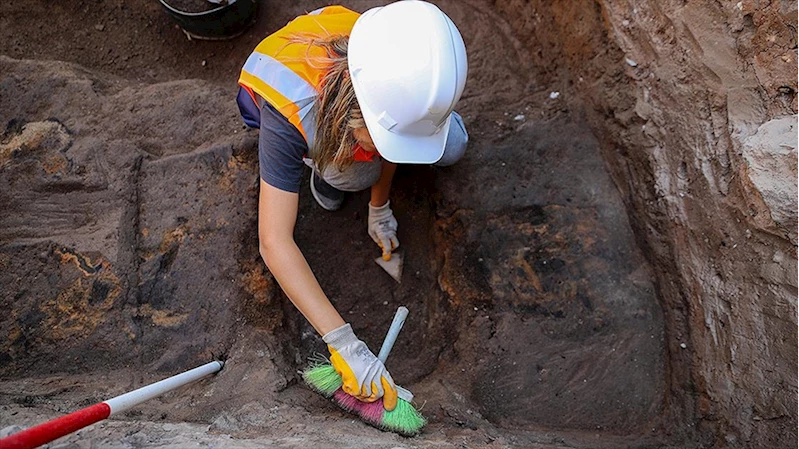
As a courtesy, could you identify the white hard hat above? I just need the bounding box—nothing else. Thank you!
[348,0,468,164]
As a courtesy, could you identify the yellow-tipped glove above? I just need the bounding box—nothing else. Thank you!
[368,201,399,260]
[323,323,398,411]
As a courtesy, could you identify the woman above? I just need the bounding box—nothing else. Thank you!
[236,1,468,412]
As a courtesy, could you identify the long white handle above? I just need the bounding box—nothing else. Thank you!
[105,361,223,415]
[0,361,224,449]
[377,306,408,363]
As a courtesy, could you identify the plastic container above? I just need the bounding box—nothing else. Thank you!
[158,0,257,40]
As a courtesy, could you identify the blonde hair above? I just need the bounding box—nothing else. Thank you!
[285,33,364,174]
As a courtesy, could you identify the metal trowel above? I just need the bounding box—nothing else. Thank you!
[375,251,404,283]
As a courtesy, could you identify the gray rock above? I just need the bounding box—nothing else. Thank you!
[743,115,798,243]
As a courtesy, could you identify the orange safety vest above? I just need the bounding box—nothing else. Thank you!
[238,6,360,148]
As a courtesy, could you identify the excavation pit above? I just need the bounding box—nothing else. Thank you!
[0,1,795,448]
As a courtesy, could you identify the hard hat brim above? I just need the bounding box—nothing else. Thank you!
[362,111,452,165]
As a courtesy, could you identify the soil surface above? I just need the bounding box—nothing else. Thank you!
[0,0,793,448]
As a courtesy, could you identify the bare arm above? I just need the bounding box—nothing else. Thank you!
[258,179,345,336]
[370,160,397,207]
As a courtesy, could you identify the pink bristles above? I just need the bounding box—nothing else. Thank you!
[332,389,367,413]
[331,388,387,425]
[358,399,385,425]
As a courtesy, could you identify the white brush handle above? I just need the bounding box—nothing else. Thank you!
[377,306,408,363]
[396,385,414,402]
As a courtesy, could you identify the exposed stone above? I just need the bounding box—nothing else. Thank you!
[741,115,798,244]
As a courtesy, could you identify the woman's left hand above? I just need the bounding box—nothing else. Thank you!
[368,200,399,260]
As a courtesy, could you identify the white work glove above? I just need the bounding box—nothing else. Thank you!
[324,323,398,410]
[368,201,399,260]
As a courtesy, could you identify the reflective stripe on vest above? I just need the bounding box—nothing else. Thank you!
[237,6,359,147]
[240,51,318,145]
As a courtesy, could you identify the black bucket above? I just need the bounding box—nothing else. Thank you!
[158,0,257,40]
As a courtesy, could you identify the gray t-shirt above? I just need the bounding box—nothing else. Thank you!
[258,100,309,193]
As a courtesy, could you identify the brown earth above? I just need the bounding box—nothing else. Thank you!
[0,0,795,448]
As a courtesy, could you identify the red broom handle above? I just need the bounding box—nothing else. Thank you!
[0,403,110,449]
[0,361,223,449]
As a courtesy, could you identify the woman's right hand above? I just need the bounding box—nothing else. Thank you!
[323,323,398,411]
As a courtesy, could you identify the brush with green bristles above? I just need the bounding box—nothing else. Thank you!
[302,306,426,436]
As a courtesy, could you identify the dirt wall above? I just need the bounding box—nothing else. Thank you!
[489,0,797,446]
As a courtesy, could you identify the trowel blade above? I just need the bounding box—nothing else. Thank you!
[375,252,403,283]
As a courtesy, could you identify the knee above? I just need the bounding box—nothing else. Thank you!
[435,111,468,167]
[320,161,382,192]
